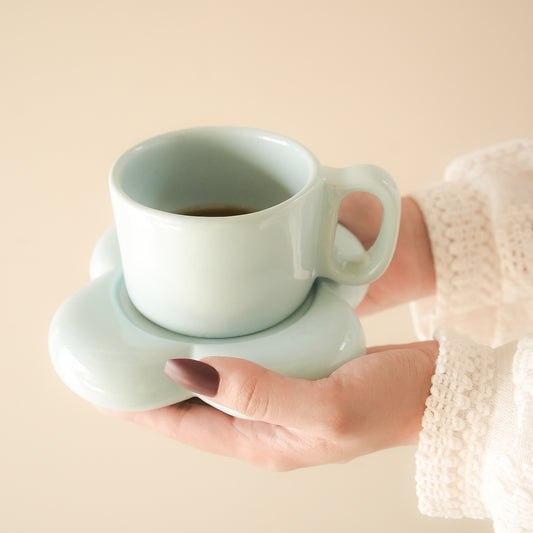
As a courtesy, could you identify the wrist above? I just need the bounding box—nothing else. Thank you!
[400,196,436,300]
[359,340,439,452]
[338,193,436,313]
[402,340,439,445]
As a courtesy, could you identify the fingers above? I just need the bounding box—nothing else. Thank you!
[105,402,242,456]
[164,357,337,433]
[101,342,440,468]
[104,400,316,471]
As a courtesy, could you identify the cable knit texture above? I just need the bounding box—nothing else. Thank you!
[411,140,533,532]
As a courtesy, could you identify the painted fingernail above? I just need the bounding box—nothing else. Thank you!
[164,359,220,397]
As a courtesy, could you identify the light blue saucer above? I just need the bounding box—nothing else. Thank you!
[49,226,367,412]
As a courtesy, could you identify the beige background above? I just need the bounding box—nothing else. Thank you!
[2,0,532,531]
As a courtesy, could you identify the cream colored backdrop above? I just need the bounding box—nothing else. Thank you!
[2,1,532,532]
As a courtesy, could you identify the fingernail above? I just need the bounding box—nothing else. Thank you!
[164,359,220,397]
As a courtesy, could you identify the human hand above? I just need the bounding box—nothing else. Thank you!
[102,340,437,471]
[339,194,435,315]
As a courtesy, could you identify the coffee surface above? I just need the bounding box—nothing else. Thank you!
[176,205,255,217]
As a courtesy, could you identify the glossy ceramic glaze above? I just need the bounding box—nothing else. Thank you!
[110,127,400,337]
[49,226,368,413]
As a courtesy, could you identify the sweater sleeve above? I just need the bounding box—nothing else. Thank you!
[411,139,533,347]
[415,328,533,533]
[411,140,533,531]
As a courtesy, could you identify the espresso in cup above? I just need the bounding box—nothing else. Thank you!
[110,127,400,338]
[176,205,256,217]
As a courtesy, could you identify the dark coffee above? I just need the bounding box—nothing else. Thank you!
[176,205,255,217]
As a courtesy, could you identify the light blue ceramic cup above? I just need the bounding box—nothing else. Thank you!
[110,127,401,338]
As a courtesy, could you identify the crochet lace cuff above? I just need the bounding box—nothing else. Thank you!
[416,329,533,532]
[411,139,533,346]
[416,328,497,519]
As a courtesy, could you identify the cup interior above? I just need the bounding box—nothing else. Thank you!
[111,128,316,215]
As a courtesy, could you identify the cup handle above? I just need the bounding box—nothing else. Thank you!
[319,164,401,285]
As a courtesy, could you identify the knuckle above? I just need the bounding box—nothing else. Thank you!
[234,368,271,420]
[316,381,355,440]
[323,408,352,440]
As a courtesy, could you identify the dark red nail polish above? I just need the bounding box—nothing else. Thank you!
[164,359,220,397]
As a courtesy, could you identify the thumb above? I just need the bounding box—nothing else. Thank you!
[164,357,333,430]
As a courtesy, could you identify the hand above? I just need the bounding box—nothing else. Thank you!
[102,340,438,471]
[339,194,435,315]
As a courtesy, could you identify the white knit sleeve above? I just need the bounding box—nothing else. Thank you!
[411,140,533,531]
[416,328,533,533]
[410,139,533,347]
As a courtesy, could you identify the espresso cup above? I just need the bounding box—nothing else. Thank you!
[109,127,400,338]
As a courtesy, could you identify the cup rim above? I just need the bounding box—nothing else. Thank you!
[108,126,320,221]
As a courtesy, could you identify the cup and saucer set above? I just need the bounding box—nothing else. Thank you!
[49,128,400,416]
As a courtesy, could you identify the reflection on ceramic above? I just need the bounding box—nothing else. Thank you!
[49,225,368,413]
